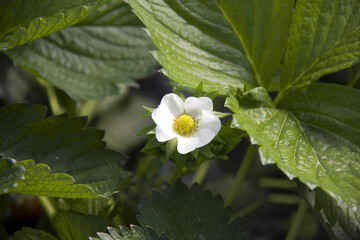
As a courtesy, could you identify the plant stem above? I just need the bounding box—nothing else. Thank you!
[231,200,267,220]
[40,78,63,115]
[273,90,284,106]
[38,196,56,219]
[225,144,256,206]
[169,165,179,185]
[259,177,296,189]
[285,199,308,240]
[268,193,301,205]
[192,160,211,185]
[79,100,96,121]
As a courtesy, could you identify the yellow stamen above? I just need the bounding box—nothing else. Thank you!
[173,114,197,136]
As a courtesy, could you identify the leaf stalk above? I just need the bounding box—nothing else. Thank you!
[225,144,256,206]
[285,199,308,240]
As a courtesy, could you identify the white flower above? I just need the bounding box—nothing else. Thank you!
[151,93,221,154]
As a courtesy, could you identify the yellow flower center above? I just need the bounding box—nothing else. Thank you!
[173,114,197,136]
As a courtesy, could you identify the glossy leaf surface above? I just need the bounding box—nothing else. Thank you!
[226,83,360,210]
[128,0,257,94]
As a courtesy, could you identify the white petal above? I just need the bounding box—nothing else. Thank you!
[155,126,177,142]
[198,110,221,134]
[184,97,213,118]
[159,93,184,117]
[151,106,174,127]
[176,136,199,154]
[192,128,217,148]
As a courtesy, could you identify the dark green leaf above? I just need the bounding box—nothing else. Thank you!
[128,0,257,93]
[226,83,360,210]
[138,179,250,240]
[7,25,156,99]
[0,104,133,198]
[9,227,57,240]
[281,0,360,90]
[6,0,157,99]
[0,0,103,50]
[218,0,293,89]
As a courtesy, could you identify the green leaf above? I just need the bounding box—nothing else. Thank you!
[128,0,257,93]
[6,160,94,197]
[0,0,103,50]
[6,0,157,100]
[138,179,250,240]
[94,179,250,240]
[315,190,360,238]
[54,211,110,240]
[93,226,163,240]
[299,184,359,239]
[218,0,293,88]
[281,0,360,90]
[0,158,24,194]
[0,104,133,198]
[9,227,57,240]
[225,83,360,210]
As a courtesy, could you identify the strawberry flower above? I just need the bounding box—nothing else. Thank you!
[151,93,221,154]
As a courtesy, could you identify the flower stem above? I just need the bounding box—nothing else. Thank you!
[268,193,301,205]
[225,144,256,206]
[285,199,308,240]
[231,199,267,220]
[38,196,56,219]
[192,160,211,185]
[39,78,63,115]
[79,100,96,121]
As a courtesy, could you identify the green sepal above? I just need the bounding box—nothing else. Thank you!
[172,87,185,100]
[165,138,177,160]
[137,124,156,136]
[141,106,155,118]
[192,82,204,98]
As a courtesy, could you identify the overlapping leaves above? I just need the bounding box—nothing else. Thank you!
[281,0,360,90]
[129,0,360,94]
[217,0,293,89]
[226,83,360,210]
[0,0,104,50]
[5,0,157,99]
[128,0,257,93]
[0,104,133,198]
[94,179,250,240]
